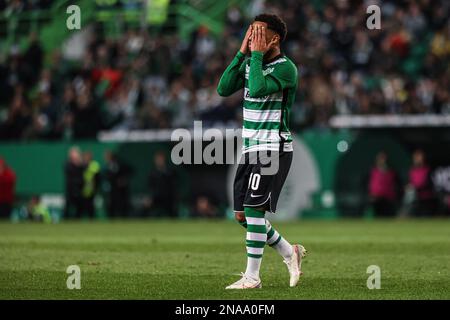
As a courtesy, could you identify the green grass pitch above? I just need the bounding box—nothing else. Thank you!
[0,219,449,299]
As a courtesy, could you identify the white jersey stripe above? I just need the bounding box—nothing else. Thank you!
[242,128,281,141]
[242,142,293,154]
[243,108,282,122]
[242,129,292,141]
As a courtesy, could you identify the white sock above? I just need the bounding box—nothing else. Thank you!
[266,220,294,260]
[273,237,294,260]
[245,257,262,280]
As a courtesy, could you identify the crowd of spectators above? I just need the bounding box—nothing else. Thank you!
[0,0,449,141]
[368,149,450,217]
[0,0,52,13]
[62,147,218,219]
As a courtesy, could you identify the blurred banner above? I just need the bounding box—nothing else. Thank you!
[147,0,170,25]
[94,0,170,25]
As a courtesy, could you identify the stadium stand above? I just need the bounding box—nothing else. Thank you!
[0,0,449,141]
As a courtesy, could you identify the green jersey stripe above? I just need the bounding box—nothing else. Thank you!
[243,142,294,153]
[241,101,283,111]
[243,120,281,130]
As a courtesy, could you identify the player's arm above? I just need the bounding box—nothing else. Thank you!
[216,52,246,97]
[248,25,297,98]
[248,52,296,97]
[217,26,252,97]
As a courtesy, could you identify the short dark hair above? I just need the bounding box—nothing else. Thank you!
[254,13,287,42]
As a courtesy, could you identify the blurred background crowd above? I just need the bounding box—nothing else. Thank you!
[1,0,449,221]
[0,0,52,12]
[0,147,221,221]
[1,0,449,141]
[368,149,450,218]
[2,145,449,222]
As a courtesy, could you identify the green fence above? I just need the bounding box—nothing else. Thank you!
[0,140,177,195]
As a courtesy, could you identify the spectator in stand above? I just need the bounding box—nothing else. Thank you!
[72,87,103,139]
[64,146,84,218]
[103,151,133,218]
[81,151,101,219]
[191,195,218,218]
[432,165,450,216]
[0,94,32,140]
[406,149,437,216]
[0,158,16,219]
[148,151,178,217]
[368,151,400,217]
[0,0,52,12]
[23,32,44,86]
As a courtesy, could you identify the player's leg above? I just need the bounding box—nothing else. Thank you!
[227,151,306,289]
[226,206,266,289]
[227,159,264,289]
[233,151,298,260]
[234,211,247,228]
[265,219,293,259]
[228,151,275,289]
[243,206,267,281]
[234,210,293,260]
[267,151,307,287]
[237,209,306,288]
[266,218,307,287]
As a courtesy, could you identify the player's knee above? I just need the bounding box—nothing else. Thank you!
[234,211,245,222]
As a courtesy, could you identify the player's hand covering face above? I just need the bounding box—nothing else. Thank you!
[239,25,253,55]
[250,23,278,54]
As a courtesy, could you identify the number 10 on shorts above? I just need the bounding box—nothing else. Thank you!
[249,173,261,191]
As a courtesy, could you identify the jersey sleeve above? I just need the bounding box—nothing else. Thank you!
[217,51,247,97]
[248,51,297,98]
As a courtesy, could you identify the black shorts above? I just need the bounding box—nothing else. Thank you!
[233,151,293,214]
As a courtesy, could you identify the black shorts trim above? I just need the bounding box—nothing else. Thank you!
[243,192,272,211]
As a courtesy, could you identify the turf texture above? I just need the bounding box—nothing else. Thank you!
[0,219,449,299]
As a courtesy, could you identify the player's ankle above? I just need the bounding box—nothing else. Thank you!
[245,272,260,281]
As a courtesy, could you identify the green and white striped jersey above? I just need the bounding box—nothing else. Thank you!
[217,51,298,153]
